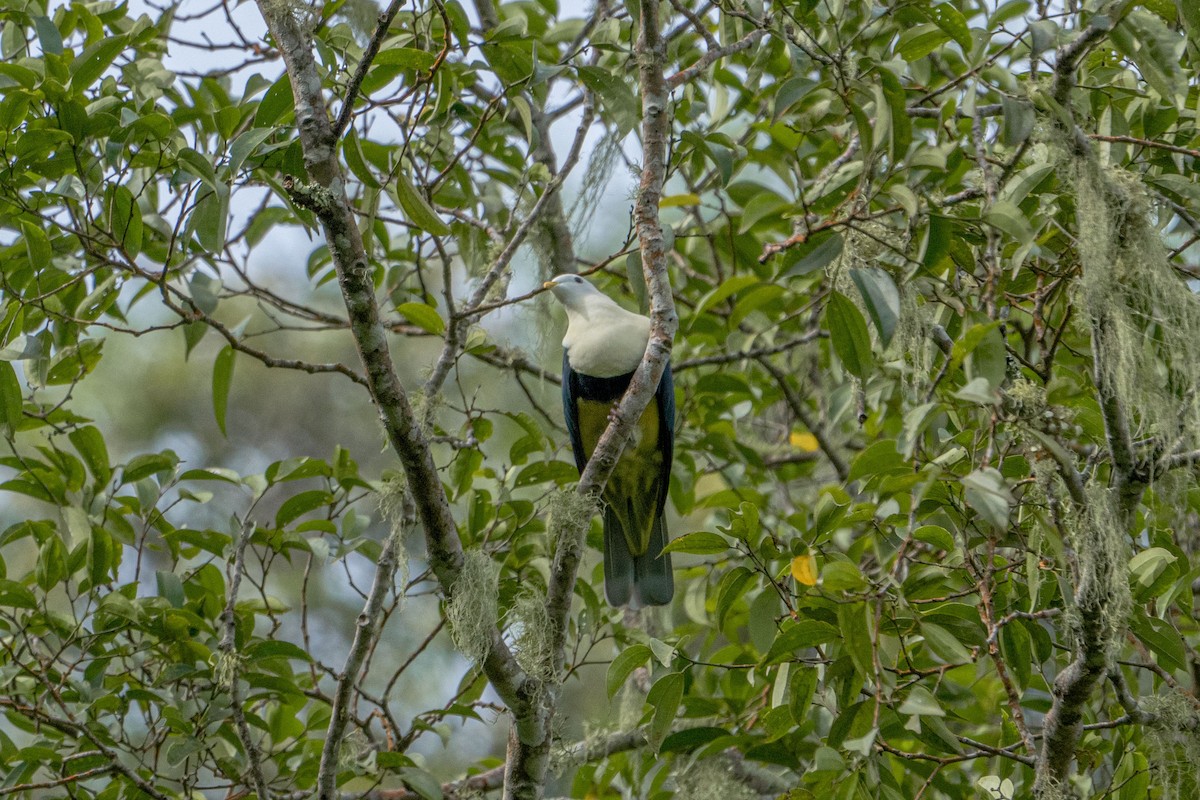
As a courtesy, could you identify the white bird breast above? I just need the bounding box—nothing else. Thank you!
[562,307,651,378]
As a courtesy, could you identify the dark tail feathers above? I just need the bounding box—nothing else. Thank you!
[603,509,674,607]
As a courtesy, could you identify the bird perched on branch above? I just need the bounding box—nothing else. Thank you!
[543,273,674,607]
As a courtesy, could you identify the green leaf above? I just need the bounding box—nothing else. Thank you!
[896,24,951,61]
[879,69,911,160]
[275,490,335,527]
[1000,95,1035,146]
[661,726,731,753]
[244,641,313,662]
[823,561,867,592]
[898,686,945,717]
[179,467,242,483]
[660,531,730,555]
[70,35,126,89]
[0,579,36,609]
[999,620,1032,689]
[927,3,972,51]
[69,426,111,486]
[949,321,1003,379]
[761,620,841,665]
[781,231,844,277]
[374,47,438,70]
[23,209,61,272]
[607,644,651,699]
[788,666,819,724]
[647,672,684,748]
[397,302,446,335]
[401,768,444,800]
[716,566,755,628]
[156,570,185,608]
[106,184,143,257]
[0,361,21,435]
[954,376,999,405]
[577,65,639,135]
[34,16,63,55]
[694,275,760,318]
[921,622,972,663]
[36,534,67,590]
[961,468,1013,530]
[122,452,178,484]
[1181,0,1200,47]
[983,200,1035,244]
[1128,612,1187,672]
[212,346,235,436]
[847,439,906,482]
[88,526,112,586]
[849,268,901,347]
[838,602,874,676]
[825,291,873,379]
[46,340,103,385]
[229,127,275,174]
[255,75,294,127]
[395,172,450,236]
[913,525,955,553]
[191,187,230,253]
[1128,547,1175,591]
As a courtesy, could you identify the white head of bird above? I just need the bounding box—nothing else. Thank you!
[543,274,651,378]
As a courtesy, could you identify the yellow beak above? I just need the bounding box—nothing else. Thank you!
[542,281,555,289]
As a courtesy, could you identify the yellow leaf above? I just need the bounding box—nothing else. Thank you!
[660,193,701,208]
[789,431,820,452]
[791,554,818,586]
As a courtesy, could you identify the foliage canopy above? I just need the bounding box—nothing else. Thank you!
[1,0,1200,798]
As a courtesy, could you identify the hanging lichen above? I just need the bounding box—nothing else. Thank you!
[546,489,594,563]
[211,650,243,692]
[1141,692,1200,800]
[890,290,938,400]
[569,127,623,245]
[1060,487,1131,658]
[408,388,440,439]
[447,550,500,663]
[1075,159,1200,454]
[376,475,412,604]
[512,588,557,683]
[672,757,761,800]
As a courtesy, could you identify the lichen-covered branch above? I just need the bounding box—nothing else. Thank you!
[1033,5,1147,791]
[253,5,535,797]
[539,0,678,789]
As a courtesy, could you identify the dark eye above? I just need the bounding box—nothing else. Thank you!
[573,276,582,282]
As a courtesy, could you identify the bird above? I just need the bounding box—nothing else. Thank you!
[543,273,675,607]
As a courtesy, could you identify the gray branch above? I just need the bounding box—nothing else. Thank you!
[252,6,536,799]
[219,520,271,800]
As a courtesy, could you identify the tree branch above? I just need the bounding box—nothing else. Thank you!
[317,523,402,799]
[756,356,849,482]
[253,6,536,798]
[667,28,766,89]
[569,0,677,542]
[334,0,406,137]
[219,520,271,800]
[1034,9,1145,791]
